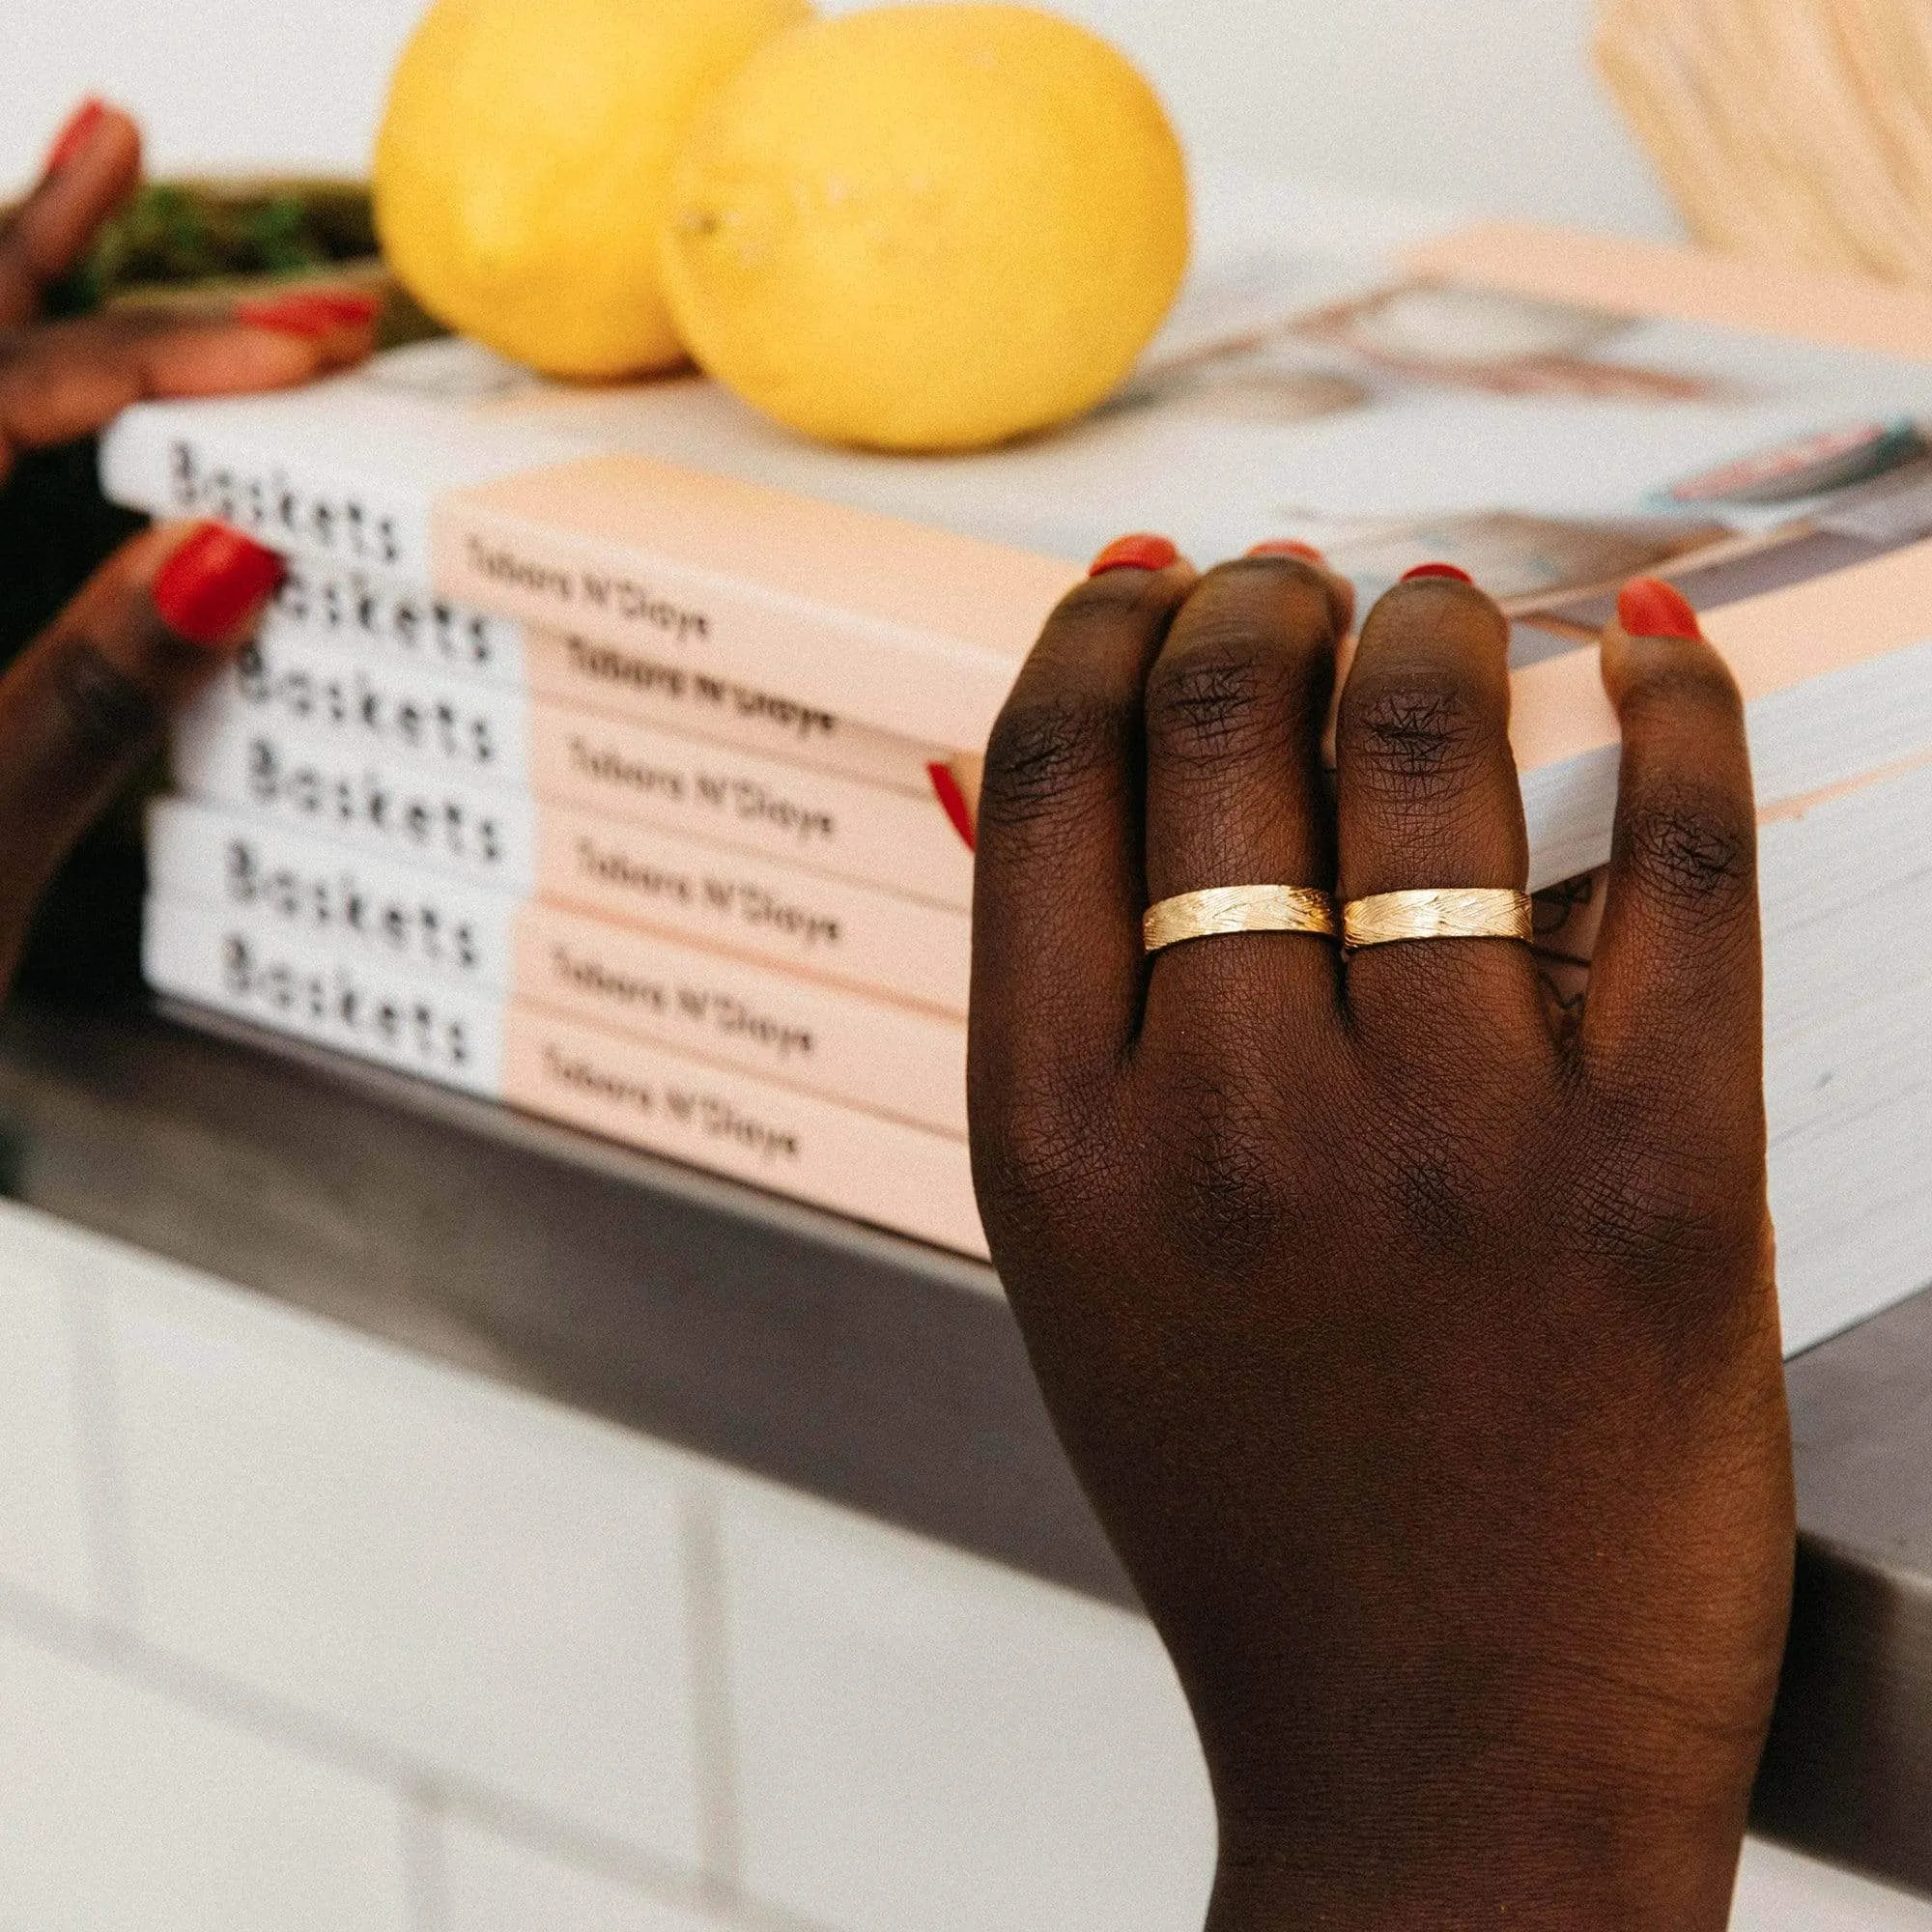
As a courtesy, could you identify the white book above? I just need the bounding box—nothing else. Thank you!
[169,717,973,1014]
[149,797,969,1136]
[266,554,951,795]
[209,625,975,904]
[144,894,984,1256]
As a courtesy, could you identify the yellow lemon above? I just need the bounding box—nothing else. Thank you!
[660,4,1190,450]
[374,0,811,378]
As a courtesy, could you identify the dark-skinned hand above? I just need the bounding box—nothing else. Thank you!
[969,541,1794,1929]
[0,99,377,995]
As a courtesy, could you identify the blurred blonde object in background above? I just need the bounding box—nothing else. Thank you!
[1598,0,1932,284]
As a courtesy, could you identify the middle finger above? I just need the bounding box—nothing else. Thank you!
[1142,552,1350,1033]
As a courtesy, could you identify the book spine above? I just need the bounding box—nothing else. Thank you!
[271,555,527,689]
[432,471,1060,753]
[171,707,539,895]
[534,810,971,1013]
[270,560,947,803]
[499,1004,986,1259]
[147,795,522,990]
[522,629,947,794]
[142,894,506,1096]
[146,894,984,1258]
[526,700,971,906]
[172,716,973,1012]
[226,632,528,792]
[148,797,970,1135]
[98,408,1020,758]
[516,901,968,1137]
[99,412,437,580]
[212,628,975,904]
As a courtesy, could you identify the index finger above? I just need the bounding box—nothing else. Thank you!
[1580,580,1762,1123]
[969,540,1195,1132]
[0,298,379,478]
[0,99,142,328]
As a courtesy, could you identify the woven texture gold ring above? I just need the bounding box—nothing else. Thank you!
[1342,889,1534,953]
[1143,886,1339,955]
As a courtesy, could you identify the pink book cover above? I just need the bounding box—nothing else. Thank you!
[535,808,971,1014]
[172,713,975,1013]
[512,900,967,1137]
[500,1005,985,1258]
[521,627,949,795]
[107,223,1932,881]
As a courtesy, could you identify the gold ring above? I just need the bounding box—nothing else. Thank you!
[1342,889,1534,952]
[1144,886,1339,955]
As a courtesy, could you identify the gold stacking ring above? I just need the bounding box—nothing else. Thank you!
[1342,888,1535,953]
[1144,886,1339,955]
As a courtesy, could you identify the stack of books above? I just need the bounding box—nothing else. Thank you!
[102,206,1932,1353]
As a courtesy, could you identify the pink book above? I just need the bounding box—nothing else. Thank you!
[170,713,972,1013]
[143,892,985,1258]
[203,624,974,906]
[101,222,1932,888]
[147,796,970,1135]
[262,554,953,795]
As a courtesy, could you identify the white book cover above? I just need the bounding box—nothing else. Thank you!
[150,796,969,1136]
[170,714,973,1013]
[144,894,983,1257]
[206,626,975,903]
[102,222,1932,894]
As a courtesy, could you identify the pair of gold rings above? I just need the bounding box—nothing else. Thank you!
[1142,885,1534,956]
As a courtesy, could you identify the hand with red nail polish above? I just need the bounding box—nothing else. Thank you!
[0,100,381,489]
[0,519,284,995]
[972,548,1788,1931]
[0,100,378,996]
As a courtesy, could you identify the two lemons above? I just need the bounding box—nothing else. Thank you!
[374,1,1189,450]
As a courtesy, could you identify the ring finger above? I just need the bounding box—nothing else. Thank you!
[1334,569,1548,1041]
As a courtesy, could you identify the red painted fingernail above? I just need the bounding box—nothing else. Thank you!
[1616,577,1702,641]
[44,98,108,177]
[928,761,977,853]
[1247,540,1327,563]
[235,289,383,338]
[153,525,287,647]
[1089,534,1178,578]
[1401,561,1474,584]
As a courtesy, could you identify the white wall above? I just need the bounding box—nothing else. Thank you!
[1,0,1681,238]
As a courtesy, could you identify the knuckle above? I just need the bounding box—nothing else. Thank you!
[43,634,159,765]
[1145,638,1280,766]
[1157,1070,1299,1257]
[980,688,1130,833]
[1378,1111,1494,1253]
[1344,666,1492,795]
[1617,783,1754,914]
